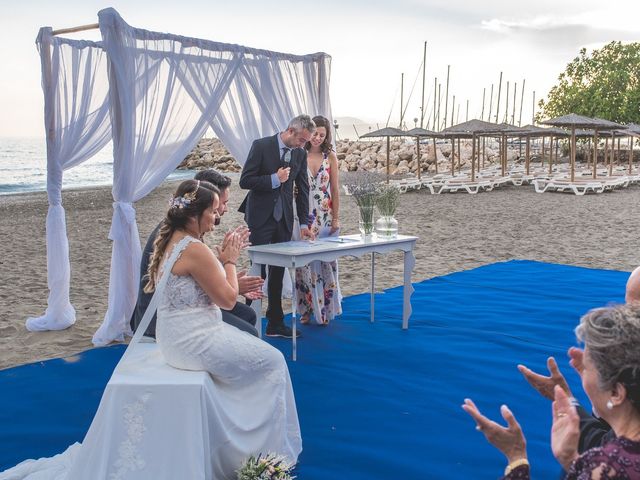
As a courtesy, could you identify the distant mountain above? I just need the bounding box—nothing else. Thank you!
[333,116,385,140]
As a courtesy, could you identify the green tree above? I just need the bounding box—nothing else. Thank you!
[537,41,640,124]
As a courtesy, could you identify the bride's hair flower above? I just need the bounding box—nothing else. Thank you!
[168,183,199,210]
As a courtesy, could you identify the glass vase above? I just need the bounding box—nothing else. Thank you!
[358,205,375,238]
[375,215,398,238]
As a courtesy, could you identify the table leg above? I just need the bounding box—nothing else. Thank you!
[370,252,375,323]
[249,262,263,338]
[403,249,416,329]
[291,262,297,361]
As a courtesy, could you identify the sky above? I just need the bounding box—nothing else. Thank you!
[0,0,638,138]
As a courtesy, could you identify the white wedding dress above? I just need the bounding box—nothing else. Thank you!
[0,236,302,480]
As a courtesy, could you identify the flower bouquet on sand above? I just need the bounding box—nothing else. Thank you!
[236,453,296,480]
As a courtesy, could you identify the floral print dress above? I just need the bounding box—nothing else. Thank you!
[295,153,342,324]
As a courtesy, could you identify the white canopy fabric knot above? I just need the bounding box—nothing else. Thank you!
[25,205,77,331]
[92,201,140,346]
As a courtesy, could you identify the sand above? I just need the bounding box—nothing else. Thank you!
[1,176,639,370]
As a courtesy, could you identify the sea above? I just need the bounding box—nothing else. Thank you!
[0,137,195,196]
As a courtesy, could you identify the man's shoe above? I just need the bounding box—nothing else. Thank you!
[265,323,301,338]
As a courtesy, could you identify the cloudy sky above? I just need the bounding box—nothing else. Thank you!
[1,0,638,137]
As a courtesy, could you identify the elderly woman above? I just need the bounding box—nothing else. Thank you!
[463,304,640,479]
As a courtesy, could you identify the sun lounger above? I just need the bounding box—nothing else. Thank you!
[438,178,493,194]
[533,178,605,195]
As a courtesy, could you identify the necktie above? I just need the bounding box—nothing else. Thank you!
[274,148,291,221]
[281,147,291,164]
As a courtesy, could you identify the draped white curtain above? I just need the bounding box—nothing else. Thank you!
[33,8,332,344]
[92,8,249,345]
[210,53,333,165]
[27,28,111,332]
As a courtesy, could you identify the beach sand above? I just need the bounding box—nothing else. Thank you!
[1,177,639,370]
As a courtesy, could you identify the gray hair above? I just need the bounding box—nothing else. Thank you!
[288,114,316,133]
[576,304,640,410]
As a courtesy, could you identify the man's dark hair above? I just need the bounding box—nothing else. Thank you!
[194,169,232,190]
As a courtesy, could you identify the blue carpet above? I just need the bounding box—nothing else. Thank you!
[0,260,628,478]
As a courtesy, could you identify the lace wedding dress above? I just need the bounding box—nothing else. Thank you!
[0,236,301,480]
[155,236,302,476]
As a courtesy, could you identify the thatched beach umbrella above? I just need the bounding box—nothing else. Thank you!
[493,123,530,176]
[601,127,638,175]
[440,119,503,181]
[360,127,407,183]
[519,125,560,175]
[622,124,640,173]
[541,114,623,181]
[405,127,439,179]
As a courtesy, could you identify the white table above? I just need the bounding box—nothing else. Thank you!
[247,234,417,360]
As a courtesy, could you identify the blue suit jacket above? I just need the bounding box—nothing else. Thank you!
[238,134,309,232]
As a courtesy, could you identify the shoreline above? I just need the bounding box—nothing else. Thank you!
[1,179,639,370]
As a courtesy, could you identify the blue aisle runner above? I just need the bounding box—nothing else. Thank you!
[0,260,628,479]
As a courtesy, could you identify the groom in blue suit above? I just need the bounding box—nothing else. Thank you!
[239,115,316,338]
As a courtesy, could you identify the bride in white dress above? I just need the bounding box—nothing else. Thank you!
[1,180,301,480]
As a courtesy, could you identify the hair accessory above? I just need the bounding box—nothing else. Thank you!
[169,182,199,210]
[606,400,614,410]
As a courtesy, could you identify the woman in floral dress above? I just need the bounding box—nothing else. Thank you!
[295,115,342,325]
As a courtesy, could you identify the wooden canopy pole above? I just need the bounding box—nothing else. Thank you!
[570,126,576,182]
[471,134,476,182]
[386,136,390,184]
[416,137,421,180]
[593,131,599,179]
[482,137,486,169]
[525,136,530,176]
[603,136,607,174]
[548,137,553,175]
[450,138,455,176]
[629,136,634,174]
[433,138,438,174]
[52,23,99,36]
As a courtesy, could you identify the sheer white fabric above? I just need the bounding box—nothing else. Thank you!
[92,8,333,345]
[92,9,242,345]
[210,52,333,165]
[26,28,111,332]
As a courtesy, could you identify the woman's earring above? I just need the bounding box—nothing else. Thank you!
[606,400,614,410]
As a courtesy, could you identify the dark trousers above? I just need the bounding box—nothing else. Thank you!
[249,216,292,326]
[222,302,259,337]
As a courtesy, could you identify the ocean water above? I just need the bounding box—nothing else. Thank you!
[0,137,195,195]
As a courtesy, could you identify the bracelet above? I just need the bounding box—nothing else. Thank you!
[504,458,529,475]
[223,260,236,267]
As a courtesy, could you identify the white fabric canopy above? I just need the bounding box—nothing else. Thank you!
[27,28,111,332]
[92,8,333,345]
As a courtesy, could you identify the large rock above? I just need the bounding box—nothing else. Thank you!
[178,136,512,174]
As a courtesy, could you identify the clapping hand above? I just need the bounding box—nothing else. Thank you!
[462,399,528,464]
[551,385,580,470]
[216,230,242,265]
[231,225,251,249]
[237,270,263,300]
[568,347,585,376]
[518,357,573,401]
